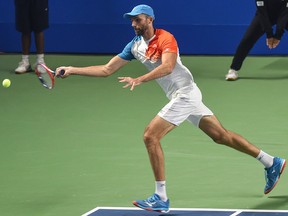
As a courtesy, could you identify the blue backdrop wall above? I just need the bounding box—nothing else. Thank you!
[1,0,287,55]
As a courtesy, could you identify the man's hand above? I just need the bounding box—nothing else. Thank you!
[272,38,280,48]
[266,38,280,49]
[56,66,72,78]
[118,77,142,91]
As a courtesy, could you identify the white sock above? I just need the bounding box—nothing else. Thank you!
[256,150,274,168]
[37,54,45,64]
[155,181,168,202]
[22,55,29,64]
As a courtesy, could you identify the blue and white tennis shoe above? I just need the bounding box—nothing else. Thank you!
[264,157,286,194]
[133,193,170,213]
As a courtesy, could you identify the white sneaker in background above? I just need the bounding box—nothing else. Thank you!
[33,60,46,70]
[225,69,238,81]
[15,60,32,74]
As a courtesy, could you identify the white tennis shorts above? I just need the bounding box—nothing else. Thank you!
[158,83,213,127]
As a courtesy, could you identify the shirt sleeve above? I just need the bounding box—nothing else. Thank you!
[256,0,274,38]
[275,1,288,39]
[117,40,136,61]
[161,33,178,54]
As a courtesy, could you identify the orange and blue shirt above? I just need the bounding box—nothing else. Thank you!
[118,29,194,99]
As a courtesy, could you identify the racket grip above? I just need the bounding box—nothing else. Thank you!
[56,69,65,77]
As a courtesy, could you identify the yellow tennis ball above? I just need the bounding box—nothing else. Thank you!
[2,79,11,88]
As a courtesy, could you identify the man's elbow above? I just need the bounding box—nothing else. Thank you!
[102,67,113,77]
[166,64,175,74]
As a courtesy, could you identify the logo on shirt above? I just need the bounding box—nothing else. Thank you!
[256,1,264,6]
[146,44,161,62]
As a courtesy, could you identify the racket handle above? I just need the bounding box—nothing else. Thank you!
[56,69,65,77]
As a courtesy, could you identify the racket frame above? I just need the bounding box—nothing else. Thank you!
[35,63,57,89]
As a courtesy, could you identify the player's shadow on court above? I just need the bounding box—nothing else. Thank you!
[252,195,288,209]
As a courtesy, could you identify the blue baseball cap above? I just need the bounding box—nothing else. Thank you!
[123,5,155,20]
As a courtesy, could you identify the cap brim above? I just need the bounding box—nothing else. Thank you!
[123,12,140,19]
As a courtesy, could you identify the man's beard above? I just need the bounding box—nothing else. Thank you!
[134,27,145,36]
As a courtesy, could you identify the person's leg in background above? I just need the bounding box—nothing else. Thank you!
[226,15,265,81]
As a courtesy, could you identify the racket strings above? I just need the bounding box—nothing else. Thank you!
[35,64,55,89]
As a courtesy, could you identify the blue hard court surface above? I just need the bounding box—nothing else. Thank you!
[82,207,288,216]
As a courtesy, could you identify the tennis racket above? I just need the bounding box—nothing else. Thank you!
[35,63,65,89]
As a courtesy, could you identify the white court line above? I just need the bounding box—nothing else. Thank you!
[230,211,242,216]
[81,207,288,216]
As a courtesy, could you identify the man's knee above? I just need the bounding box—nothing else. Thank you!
[143,130,156,145]
[212,131,231,145]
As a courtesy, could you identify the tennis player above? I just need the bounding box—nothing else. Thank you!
[56,5,286,213]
